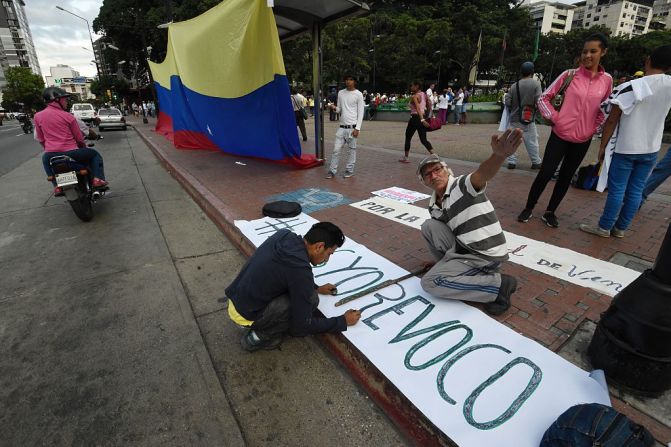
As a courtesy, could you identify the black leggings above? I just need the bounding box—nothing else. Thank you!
[525,131,591,212]
[404,115,433,155]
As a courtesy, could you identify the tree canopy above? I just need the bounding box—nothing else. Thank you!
[1,66,45,112]
[91,0,671,95]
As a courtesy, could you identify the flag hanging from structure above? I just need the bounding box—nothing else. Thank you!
[149,0,318,168]
[468,30,482,85]
[532,29,541,62]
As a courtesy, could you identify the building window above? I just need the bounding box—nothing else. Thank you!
[594,16,599,20]
[587,13,592,17]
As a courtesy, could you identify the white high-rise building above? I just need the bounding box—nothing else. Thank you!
[0,0,41,92]
[572,0,653,38]
[520,0,577,34]
[651,0,671,30]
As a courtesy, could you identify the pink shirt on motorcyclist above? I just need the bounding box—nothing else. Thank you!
[34,102,85,152]
[537,65,612,143]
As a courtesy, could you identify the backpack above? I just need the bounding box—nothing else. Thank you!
[262,201,302,218]
[540,403,654,447]
[572,162,601,191]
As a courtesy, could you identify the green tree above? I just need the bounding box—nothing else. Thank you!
[1,66,44,112]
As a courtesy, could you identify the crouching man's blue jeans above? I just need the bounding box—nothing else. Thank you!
[598,152,658,231]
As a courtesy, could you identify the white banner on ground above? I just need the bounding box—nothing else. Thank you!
[371,186,431,204]
[234,215,610,447]
[349,197,640,297]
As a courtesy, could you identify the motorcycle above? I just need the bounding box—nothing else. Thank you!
[47,141,107,222]
[18,115,33,134]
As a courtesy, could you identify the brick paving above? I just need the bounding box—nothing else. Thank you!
[131,116,671,442]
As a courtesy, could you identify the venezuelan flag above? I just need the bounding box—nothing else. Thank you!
[149,0,318,167]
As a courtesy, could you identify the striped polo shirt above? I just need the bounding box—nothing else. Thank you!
[428,174,508,261]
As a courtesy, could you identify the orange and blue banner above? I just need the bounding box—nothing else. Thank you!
[149,0,318,167]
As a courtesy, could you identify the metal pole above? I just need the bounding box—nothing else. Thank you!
[437,52,442,88]
[56,7,101,79]
[312,21,324,159]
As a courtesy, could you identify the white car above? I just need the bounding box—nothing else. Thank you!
[71,103,97,123]
[97,108,127,131]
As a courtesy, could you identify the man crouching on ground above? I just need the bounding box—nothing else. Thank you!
[419,128,523,315]
[226,222,362,352]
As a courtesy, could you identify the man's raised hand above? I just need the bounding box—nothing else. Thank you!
[491,128,523,158]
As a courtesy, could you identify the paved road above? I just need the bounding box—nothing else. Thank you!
[0,121,41,176]
[0,126,406,446]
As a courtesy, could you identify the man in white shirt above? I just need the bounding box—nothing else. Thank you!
[326,75,365,179]
[580,45,671,238]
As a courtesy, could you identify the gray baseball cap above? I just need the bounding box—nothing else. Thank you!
[417,154,444,177]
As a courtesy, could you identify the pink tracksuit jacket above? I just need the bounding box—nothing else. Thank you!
[537,65,613,143]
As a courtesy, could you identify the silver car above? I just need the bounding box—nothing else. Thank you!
[97,108,127,131]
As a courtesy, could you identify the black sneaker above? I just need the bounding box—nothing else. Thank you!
[517,208,532,223]
[240,329,282,352]
[507,163,516,170]
[542,211,559,228]
[485,274,517,316]
[531,163,542,170]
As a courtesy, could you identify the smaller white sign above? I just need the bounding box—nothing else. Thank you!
[350,197,429,230]
[372,186,430,204]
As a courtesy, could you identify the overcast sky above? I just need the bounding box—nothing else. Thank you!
[25,0,104,78]
[23,0,583,79]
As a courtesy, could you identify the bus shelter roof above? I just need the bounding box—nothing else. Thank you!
[272,0,371,41]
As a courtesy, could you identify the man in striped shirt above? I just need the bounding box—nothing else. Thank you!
[419,128,523,315]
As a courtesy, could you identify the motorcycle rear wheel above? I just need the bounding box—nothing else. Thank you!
[69,194,94,222]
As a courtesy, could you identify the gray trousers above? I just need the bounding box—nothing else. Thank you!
[249,291,319,341]
[506,121,542,166]
[420,219,501,304]
[328,127,357,174]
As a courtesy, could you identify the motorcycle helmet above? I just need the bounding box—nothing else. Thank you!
[43,87,72,103]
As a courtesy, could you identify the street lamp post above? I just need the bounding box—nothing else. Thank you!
[369,49,375,92]
[435,50,442,88]
[56,6,101,80]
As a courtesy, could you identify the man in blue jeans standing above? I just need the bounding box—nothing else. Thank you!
[642,147,671,203]
[580,45,671,238]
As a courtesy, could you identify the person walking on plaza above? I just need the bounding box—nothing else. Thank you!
[226,222,361,352]
[580,45,671,238]
[505,62,543,170]
[642,147,671,204]
[419,128,524,315]
[291,88,308,142]
[518,33,613,228]
[437,89,450,125]
[454,87,464,125]
[326,75,364,179]
[399,81,434,163]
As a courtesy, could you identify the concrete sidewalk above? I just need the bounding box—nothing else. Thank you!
[131,116,671,444]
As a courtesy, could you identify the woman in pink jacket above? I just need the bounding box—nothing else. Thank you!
[518,33,613,228]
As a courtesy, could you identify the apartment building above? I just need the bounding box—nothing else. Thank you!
[0,0,41,91]
[651,0,671,29]
[44,64,95,100]
[572,0,653,37]
[521,0,577,34]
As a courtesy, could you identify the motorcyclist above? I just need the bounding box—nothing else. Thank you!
[34,87,108,196]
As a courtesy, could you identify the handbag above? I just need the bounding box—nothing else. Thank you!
[426,116,442,132]
[551,69,576,112]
